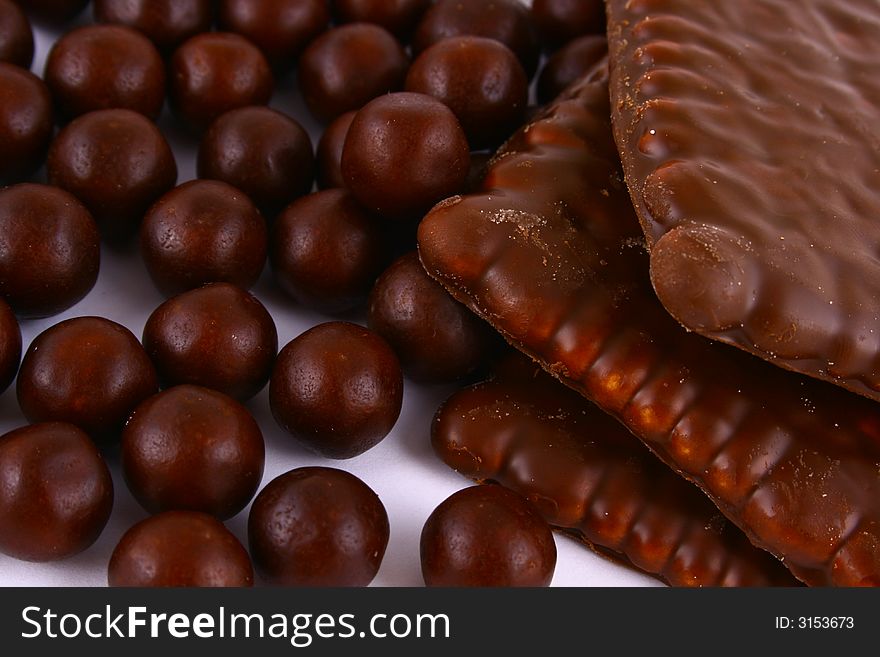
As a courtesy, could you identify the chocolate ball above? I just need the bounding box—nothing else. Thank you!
[108,511,254,587]
[0,297,20,393]
[421,485,557,587]
[218,0,329,68]
[44,25,166,121]
[122,385,265,520]
[368,252,490,383]
[405,36,528,148]
[198,106,314,217]
[17,0,88,23]
[332,0,430,39]
[93,0,214,54]
[140,180,268,297]
[270,321,402,459]
[17,316,159,442]
[47,108,178,241]
[0,63,52,185]
[170,32,274,132]
[537,35,607,104]
[315,110,354,190]
[143,283,278,401]
[532,0,606,49]
[298,23,408,123]
[271,189,385,314]
[248,467,389,586]
[341,92,469,220]
[0,183,100,318]
[0,0,32,68]
[0,422,113,562]
[413,0,539,77]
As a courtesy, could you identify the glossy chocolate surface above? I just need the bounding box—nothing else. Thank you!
[531,0,605,48]
[0,183,100,318]
[332,0,430,39]
[198,106,314,217]
[315,109,354,190]
[0,63,52,184]
[418,67,880,586]
[0,422,113,562]
[108,511,254,587]
[143,282,277,402]
[0,0,32,67]
[122,385,264,519]
[270,322,402,459]
[537,34,607,104]
[93,0,213,53]
[17,316,158,442]
[0,298,19,393]
[140,180,267,296]
[421,484,556,587]
[607,0,880,401]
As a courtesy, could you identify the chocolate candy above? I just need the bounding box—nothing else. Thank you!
[108,511,254,587]
[47,108,177,241]
[93,0,214,54]
[412,0,539,76]
[44,25,166,121]
[537,35,607,104]
[368,252,490,383]
[0,63,52,185]
[315,110,355,190]
[341,92,469,220]
[421,484,556,587]
[140,180,268,296]
[170,32,273,131]
[271,189,385,314]
[0,183,100,318]
[405,36,528,149]
[0,298,19,393]
[248,467,389,586]
[122,385,264,520]
[143,283,277,402]
[17,316,159,442]
[298,23,408,123]
[607,0,880,401]
[531,0,605,48]
[434,356,798,586]
[0,422,113,562]
[198,106,314,218]
[270,322,402,459]
[418,65,880,586]
[218,0,329,68]
[18,0,87,23]
[0,0,32,68]
[332,0,430,39]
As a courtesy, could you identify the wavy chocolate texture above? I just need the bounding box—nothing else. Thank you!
[417,67,880,586]
[433,356,798,587]
[606,0,880,401]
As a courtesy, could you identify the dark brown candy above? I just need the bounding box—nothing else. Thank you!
[0,298,19,393]
[218,0,329,68]
[143,282,277,402]
[0,0,32,68]
[248,467,389,586]
[170,32,273,132]
[315,110,355,190]
[122,385,265,520]
[421,484,556,587]
[298,23,408,123]
[0,63,52,185]
[93,0,214,53]
[198,106,314,218]
[0,183,100,318]
[108,511,254,587]
[537,35,607,104]
[412,0,539,76]
[0,422,113,562]
[17,316,159,442]
[607,0,880,401]
[434,356,798,587]
[47,108,177,241]
[270,321,402,459]
[341,92,469,221]
[418,65,880,586]
[44,25,165,121]
[405,36,528,149]
[140,180,268,297]
[368,252,490,383]
[332,0,430,39]
[17,0,87,23]
[271,189,385,314]
[531,0,605,49]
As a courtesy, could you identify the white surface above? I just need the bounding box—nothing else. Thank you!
[0,14,658,588]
